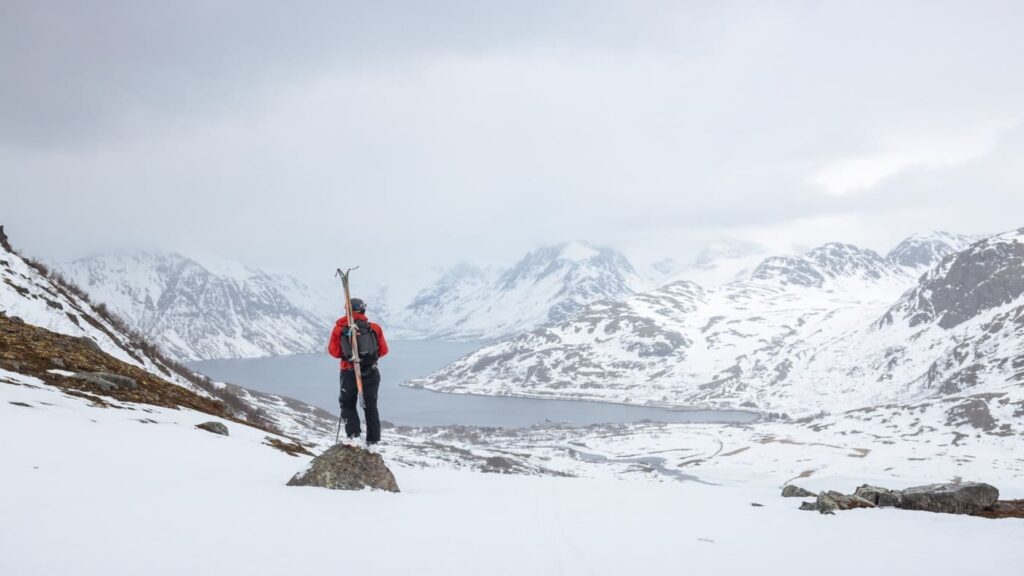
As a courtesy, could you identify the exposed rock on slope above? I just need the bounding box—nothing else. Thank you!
[881,229,1024,329]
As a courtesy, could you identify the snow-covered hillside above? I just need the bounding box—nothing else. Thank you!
[0,228,201,388]
[61,251,330,361]
[391,242,645,340]
[411,230,1023,417]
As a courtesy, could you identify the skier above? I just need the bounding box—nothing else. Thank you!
[327,297,389,444]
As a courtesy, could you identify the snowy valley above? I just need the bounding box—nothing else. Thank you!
[2,225,1022,575]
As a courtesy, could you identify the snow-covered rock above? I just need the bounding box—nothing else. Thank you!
[60,251,330,361]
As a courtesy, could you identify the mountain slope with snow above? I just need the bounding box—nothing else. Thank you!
[412,230,1023,418]
[0,228,199,386]
[392,242,645,340]
[61,252,330,361]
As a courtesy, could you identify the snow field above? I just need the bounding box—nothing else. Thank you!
[2,382,1022,576]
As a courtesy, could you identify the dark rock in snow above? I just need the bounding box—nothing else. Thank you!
[73,372,138,391]
[974,499,1024,519]
[781,484,815,498]
[288,443,399,493]
[900,482,998,515]
[73,336,104,354]
[804,491,875,515]
[853,484,902,507]
[196,421,229,436]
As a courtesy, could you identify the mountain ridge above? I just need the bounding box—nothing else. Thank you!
[60,251,330,361]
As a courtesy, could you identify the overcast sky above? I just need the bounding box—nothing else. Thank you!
[3,0,1023,294]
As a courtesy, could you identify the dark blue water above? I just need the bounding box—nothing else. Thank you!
[189,340,758,428]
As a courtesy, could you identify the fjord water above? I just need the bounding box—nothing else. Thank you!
[189,339,757,428]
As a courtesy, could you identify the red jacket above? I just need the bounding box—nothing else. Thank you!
[327,312,389,371]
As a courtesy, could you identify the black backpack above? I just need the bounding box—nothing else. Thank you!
[341,318,380,368]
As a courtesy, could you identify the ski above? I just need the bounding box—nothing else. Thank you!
[336,267,366,412]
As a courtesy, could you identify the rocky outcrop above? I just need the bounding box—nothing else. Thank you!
[72,372,138,391]
[900,482,998,515]
[800,491,875,515]
[196,421,229,436]
[781,484,815,498]
[287,443,399,492]
[853,484,902,507]
[796,481,1005,517]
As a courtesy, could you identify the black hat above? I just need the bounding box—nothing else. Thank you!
[350,298,366,313]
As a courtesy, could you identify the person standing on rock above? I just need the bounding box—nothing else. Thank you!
[327,297,389,445]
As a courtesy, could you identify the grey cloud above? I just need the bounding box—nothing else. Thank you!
[2,0,1023,290]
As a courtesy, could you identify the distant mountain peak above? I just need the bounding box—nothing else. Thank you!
[392,241,642,340]
[886,231,976,269]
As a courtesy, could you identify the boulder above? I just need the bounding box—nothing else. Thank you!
[853,484,902,507]
[196,421,229,436]
[782,484,815,498]
[803,491,875,515]
[288,443,399,493]
[73,372,138,392]
[900,482,998,515]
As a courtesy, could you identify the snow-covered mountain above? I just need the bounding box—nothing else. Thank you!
[391,242,645,340]
[411,230,1023,417]
[60,251,330,361]
[884,231,976,270]
[651,240,770,287]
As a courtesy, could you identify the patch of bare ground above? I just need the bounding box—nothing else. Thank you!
[784,469,817,484]
[973,500,1024,519]
[0,315,307,449]
[263,437,314,457]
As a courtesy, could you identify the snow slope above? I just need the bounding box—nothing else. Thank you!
[412,230,1023,417]
[2,377,1022,576]
[61,251,330,361]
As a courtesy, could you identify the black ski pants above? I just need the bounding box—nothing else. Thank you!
[339,366,381,442]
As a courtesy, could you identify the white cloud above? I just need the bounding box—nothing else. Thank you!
[809,125,1009,196]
